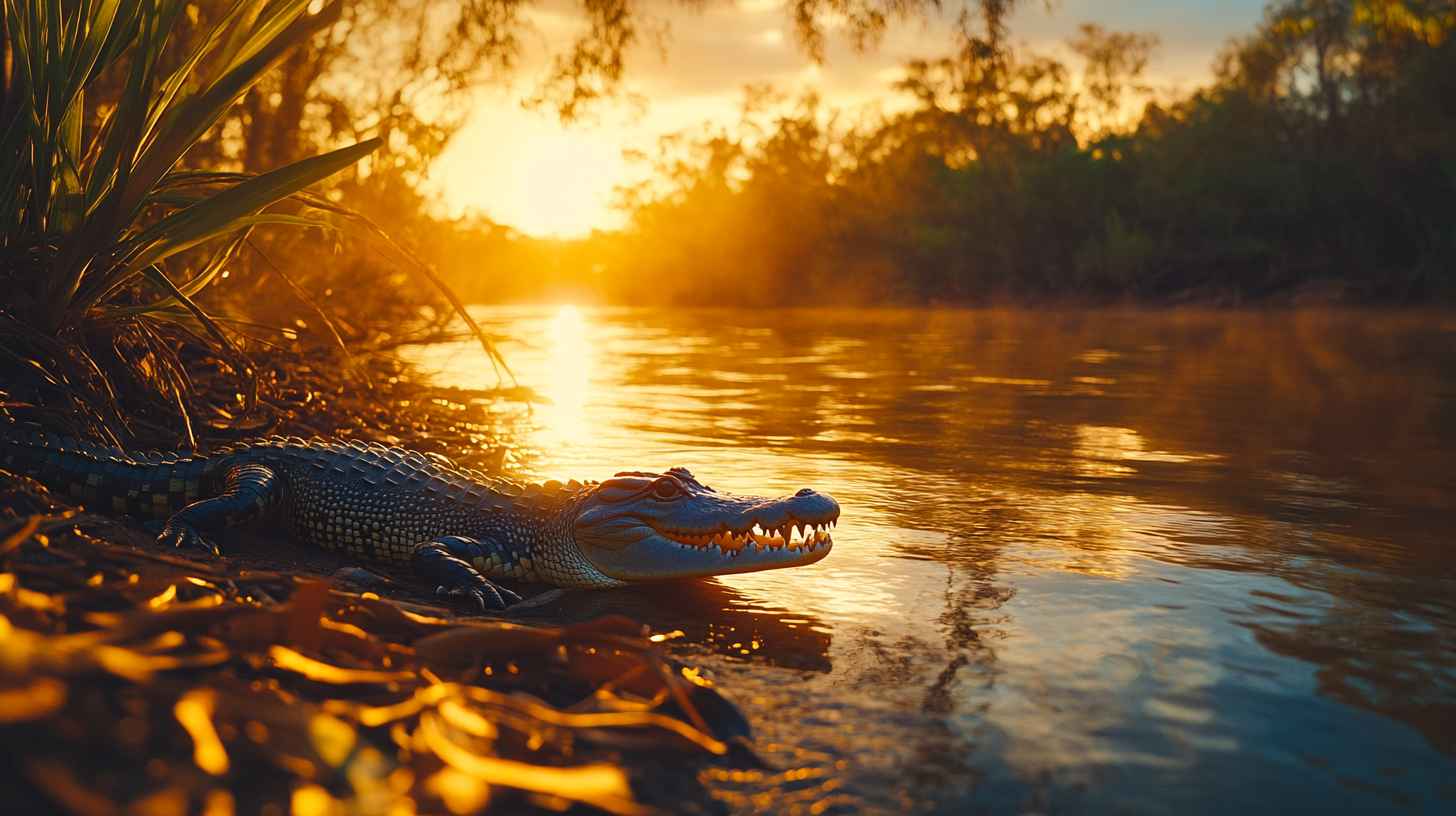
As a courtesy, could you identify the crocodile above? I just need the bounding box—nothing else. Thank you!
[0,425,838,609]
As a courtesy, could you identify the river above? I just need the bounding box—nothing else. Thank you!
[404,307,1456,815]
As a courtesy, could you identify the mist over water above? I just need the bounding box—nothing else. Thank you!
[406,307,1456,814]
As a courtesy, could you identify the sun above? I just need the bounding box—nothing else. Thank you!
[435,108,625,238]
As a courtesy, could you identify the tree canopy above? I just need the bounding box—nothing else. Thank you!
[539,0,1456,305]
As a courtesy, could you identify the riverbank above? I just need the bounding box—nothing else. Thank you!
[0,467,756,816]
[432,226,1456,312]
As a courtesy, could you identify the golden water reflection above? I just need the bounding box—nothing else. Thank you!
[545,304,591,445]
[1073,424,1218,477]
[404,307,1456,814]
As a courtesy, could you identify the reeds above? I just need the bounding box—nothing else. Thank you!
[0,0,512,447]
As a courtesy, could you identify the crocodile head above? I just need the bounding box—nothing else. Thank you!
[570,467,838,582]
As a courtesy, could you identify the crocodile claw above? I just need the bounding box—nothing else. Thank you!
[437,583,521,611]
[149,520,219,555]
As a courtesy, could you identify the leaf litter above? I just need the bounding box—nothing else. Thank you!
[0,471,774,816]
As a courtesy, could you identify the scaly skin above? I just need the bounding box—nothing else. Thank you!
[0,425,839,610]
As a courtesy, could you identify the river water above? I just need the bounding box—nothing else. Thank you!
[405,307,1456,815]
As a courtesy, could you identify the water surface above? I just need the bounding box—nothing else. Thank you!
[406,307,1456,815]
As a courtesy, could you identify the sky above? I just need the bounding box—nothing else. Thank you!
[428,0,1271,238]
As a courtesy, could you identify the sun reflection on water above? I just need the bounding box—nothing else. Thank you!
[546,305,591,445]
[400,308,1456,813]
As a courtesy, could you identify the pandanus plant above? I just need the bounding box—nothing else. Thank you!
[0,0,507,444]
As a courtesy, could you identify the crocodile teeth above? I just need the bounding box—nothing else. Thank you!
[664,520,834,554]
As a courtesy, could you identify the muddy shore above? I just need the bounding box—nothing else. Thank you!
[0,468,757,816]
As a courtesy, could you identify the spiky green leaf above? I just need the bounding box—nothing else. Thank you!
[124,138,378,265]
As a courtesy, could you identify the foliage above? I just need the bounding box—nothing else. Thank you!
[1067,23,1162,140]
[111,0,1037,183]
[129,0,530,181]
[149,0,1043,318]
[0,0,388,445]
[566,0,1456,306]
[0,0,531,449]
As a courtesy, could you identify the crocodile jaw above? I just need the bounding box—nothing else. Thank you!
[578,525,834,582]
[566,470,840,583]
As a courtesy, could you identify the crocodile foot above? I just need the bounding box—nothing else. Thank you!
[145,519,220,555]
[413,537,521,611]
[437,583,523,612]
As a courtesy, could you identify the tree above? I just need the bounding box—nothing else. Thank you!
[1217,0,1455,117]
[1068,23,1161,142]
[598,0,1456,306]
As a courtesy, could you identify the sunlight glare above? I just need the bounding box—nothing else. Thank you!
[435,110,625,237]
[546,305,591,444]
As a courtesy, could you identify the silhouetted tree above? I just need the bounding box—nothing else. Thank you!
[591,1,1456,305]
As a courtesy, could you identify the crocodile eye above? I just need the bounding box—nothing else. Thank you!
[649,479,683,500]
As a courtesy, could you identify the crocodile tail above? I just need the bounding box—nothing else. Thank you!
[0,425,222,519]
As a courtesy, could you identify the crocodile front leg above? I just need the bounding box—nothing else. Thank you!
[155,463,282,554]
[412,536,523,611]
